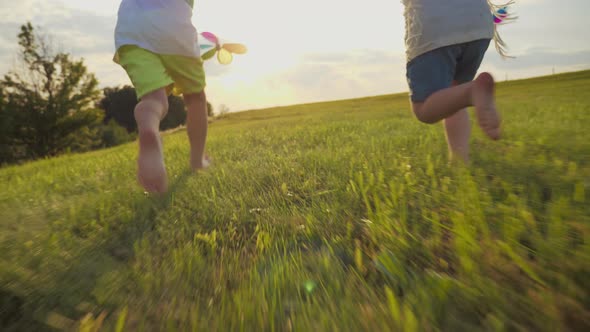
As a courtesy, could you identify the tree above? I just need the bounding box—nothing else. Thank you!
[0,88,25,162]
[207,101,214,117]
[217,104,230,118]
[98,86,196,132]
[99,119,136,148]
[0,22,102,164]
[160,95,187,131]
[98,86,137,132]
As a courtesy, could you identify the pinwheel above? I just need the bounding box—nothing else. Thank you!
[493,6,515,24]
[199,32,247,65]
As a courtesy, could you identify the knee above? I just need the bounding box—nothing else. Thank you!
[414,112,436,124]
[411,104,435,124]
[137,90,169,115]
[413,109,426,123]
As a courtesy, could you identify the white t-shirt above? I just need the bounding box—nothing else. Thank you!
[114,0,201,59]
[403,0,494,62]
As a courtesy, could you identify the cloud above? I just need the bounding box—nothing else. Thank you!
[0,1,115,78]
[0,0,35,24]
[480,47,590,80]
[205,44,590,112]
[280,50,406,101]
[39,13,115,54]
[202,49,409,111]
[2,0,589,113]
[485,48,590,69]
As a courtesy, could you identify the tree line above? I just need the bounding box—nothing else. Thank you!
[0,23,214,166]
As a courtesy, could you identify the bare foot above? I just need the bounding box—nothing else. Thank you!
[473,72,501,140]
[137,129,168,193]
[191,154,211,171]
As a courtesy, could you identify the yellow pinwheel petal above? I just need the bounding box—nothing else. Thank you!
[217,48,233,65]
[222,43,248,54]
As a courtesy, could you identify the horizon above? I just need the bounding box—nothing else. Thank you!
[219,69,590,114]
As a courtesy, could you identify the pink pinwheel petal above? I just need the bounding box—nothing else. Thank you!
[201,32,219,45]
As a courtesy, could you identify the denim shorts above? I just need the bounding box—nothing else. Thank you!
[406,39,491,102]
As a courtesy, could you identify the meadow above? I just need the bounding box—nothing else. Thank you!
[1,70,589,331]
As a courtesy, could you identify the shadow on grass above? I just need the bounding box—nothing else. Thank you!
[1,288,58,332]
[3,170,194,330]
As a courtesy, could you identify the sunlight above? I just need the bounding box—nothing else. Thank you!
[2,0,588,111]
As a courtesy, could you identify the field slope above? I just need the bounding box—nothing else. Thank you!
[1,71,589,331]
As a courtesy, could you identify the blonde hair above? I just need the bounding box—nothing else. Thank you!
[488,0,517,58]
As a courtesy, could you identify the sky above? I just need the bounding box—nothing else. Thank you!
[0,0,589,112]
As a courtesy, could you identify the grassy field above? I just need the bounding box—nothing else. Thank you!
[1,70,589,331]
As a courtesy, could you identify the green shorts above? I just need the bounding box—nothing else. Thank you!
[115,45,206,99]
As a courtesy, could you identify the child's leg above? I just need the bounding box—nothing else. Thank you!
[412,72,500,140]
[183,90,208,170]
[443,81,471,162]
[444,108,471,162]
[135,88,169,193]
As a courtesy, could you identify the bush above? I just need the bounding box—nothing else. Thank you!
[100,120,136,148]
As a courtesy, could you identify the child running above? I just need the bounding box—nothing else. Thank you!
[114,0,209,193]
[402,0,502,162]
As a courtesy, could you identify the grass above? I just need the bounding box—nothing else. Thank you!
[1,70,589,331]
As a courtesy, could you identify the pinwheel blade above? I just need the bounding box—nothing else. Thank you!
[217,48,233,65]
[201,48,216,60]
[222,43,248,54]
[201,32,219,44]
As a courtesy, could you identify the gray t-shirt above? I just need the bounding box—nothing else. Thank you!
[403,0,494,62]
[114,0,200,59]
